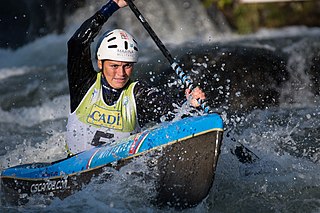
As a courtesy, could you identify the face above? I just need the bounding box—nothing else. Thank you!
[98,60,134,89]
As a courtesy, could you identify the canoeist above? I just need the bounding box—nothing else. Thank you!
[66,0,205,155]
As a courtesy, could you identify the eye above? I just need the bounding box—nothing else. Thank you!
[124,63,133,69]
[110,64,119,69]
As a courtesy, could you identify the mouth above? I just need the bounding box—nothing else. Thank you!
[114,77,128,84]
[115,77,125,81]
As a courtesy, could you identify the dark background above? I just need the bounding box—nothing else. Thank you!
[1,0,319,49]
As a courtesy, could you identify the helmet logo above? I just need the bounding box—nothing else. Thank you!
[120,32,129,40]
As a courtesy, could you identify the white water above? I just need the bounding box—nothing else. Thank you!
[1,0,320,212]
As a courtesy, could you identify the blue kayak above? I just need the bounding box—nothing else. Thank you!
[1,113,223,208]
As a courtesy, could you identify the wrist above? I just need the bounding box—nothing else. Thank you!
[99,0,120,18]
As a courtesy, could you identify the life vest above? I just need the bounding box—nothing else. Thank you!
[66,72,140,154]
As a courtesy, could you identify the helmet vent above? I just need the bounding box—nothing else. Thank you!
[134,46,138,51]
[108,45,117,48]
[124,41,128,50]
[107,37,116,42]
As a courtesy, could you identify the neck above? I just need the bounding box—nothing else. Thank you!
[101,75,123,105]
[101,75,132,105]
[101,77,120,92]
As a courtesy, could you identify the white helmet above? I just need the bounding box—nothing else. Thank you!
[96,29,139,62]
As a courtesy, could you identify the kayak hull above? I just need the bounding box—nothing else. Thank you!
[1,114,223,208]
[156,130,223,208]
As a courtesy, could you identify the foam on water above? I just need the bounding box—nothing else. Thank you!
[209,106,320,212]
[0,67,31,81]
[0,0,320,211]
[0,34,69,69]
[0,94,69,170]
[0,95,69,127]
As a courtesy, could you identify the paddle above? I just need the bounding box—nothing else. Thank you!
[125,0,259,163]
[125,0,210,113]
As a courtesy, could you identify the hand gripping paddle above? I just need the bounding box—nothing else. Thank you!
[125,0,259,163]
[125,0,210,113]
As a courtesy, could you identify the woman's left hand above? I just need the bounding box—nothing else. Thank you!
[185,87,206,108]
[113,0,127,8]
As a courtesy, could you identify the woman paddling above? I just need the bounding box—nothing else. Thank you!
[66,0,205,155]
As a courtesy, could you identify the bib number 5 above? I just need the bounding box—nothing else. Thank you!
[91,131,114,146]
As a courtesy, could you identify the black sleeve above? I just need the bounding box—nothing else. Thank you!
[67,1,119,113]
[134,81,183,127]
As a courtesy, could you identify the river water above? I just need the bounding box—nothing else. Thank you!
[1,1,320,212]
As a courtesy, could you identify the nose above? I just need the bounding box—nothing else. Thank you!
[116,65,126,76]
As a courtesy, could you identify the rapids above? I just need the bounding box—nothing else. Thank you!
[1,0,320,212]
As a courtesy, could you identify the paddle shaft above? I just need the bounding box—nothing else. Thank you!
[125,0,261,163]
[126,1,174,64]
[125,0,210,113]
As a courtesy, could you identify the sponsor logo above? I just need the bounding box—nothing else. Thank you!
[117,49,134,57]
[129,130,149,154]
[30,179,69,194]
[123,96,129,106]
[87,104,122,130]
[90,89,98,104]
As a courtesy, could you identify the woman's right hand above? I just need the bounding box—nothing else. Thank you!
[113,0,128,8]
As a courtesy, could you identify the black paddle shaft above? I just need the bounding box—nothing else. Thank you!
[125,0,261,162]
[125,0,210,113]
[126,0,174,64]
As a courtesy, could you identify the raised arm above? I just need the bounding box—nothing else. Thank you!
[67,0,122,112]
